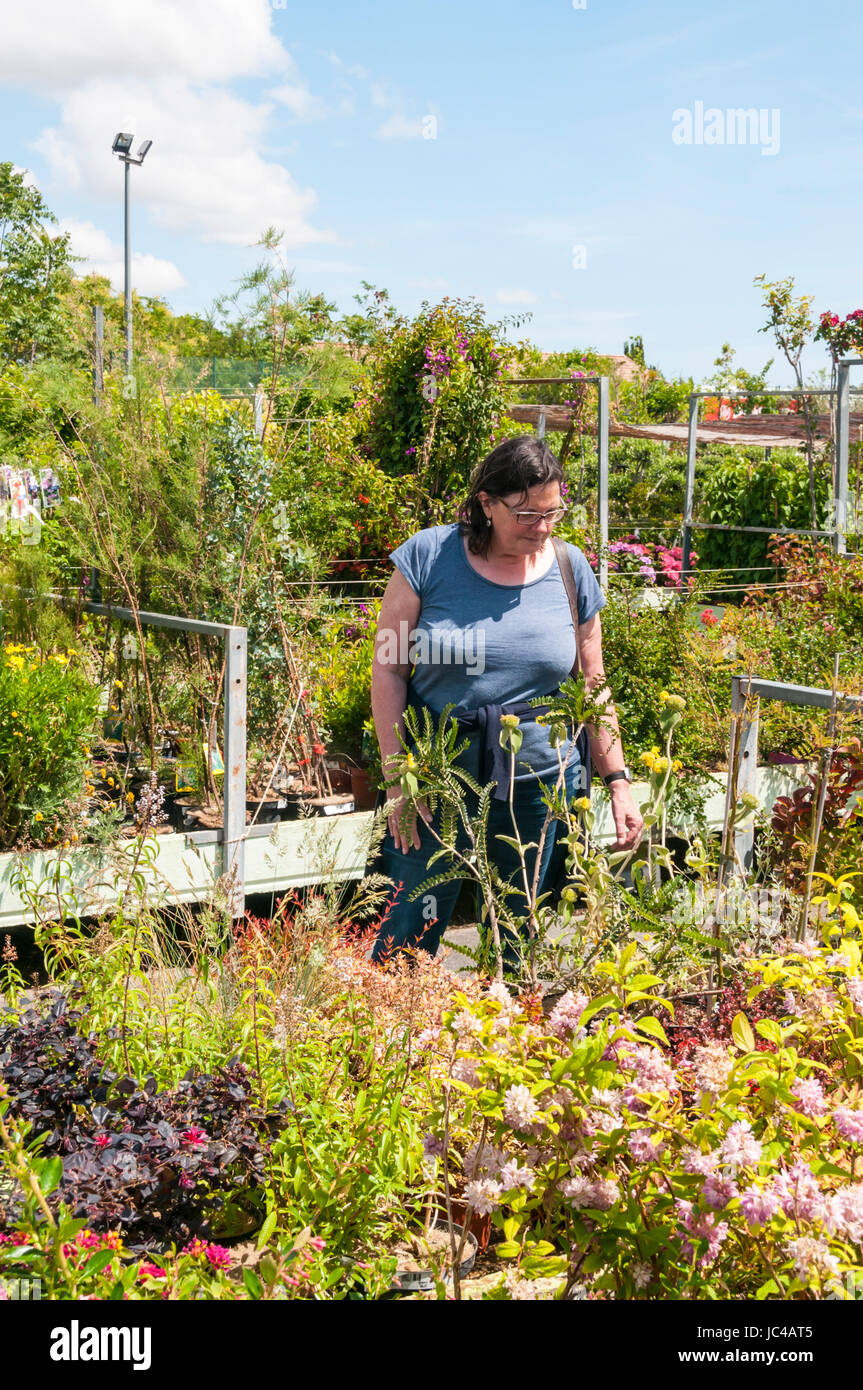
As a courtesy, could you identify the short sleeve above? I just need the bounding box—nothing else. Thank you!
[389,528,437,599]
[568,544,607,625]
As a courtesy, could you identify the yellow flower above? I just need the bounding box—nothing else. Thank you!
[672,759,683,773]
[573,795,592,811]
[404,752,416,770]
[126,792,134,804]
[500,714,521,730]
[83,746,90,756]
[34,812,43,822]
[114,679,124,689]
[107,777,115,787]
[659,691,686,711]
[10,711,18,718]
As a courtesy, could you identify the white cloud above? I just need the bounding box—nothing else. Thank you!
[269,84,329,120]
[0,0,291,87]
[495,288,539,305]
[60,217,185,295]
[35,77,336,247]
[376,112,427,140]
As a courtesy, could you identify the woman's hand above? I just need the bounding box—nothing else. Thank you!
[609,781,644,850]
[386,785,433,853]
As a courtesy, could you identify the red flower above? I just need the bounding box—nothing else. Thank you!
[312,743,326,756]
[181,1126,207,1147]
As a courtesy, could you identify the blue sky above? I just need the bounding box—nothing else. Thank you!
[1,0,860,383]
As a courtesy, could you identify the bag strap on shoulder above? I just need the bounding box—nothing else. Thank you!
[552,537,582,678]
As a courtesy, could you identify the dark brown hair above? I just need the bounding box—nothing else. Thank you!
[458,435,564,556]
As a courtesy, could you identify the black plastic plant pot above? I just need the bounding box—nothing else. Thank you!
[389,1219,478,1294]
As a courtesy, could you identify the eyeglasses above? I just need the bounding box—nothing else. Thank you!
[497,501,568,526]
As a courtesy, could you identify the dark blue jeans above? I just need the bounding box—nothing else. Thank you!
[371,761,580,974]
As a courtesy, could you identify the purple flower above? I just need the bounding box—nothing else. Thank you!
[739,1185,780,1227]
[423,1133,446,1160]
[772,1161,826,1222]
[627,1130,664,1163]
[681,1147,719,1176]
[833,1107,863,1144]
[702,1174,738,1210]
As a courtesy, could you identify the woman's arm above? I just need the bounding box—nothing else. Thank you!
[371,569,430,852]
[578,612,644,850]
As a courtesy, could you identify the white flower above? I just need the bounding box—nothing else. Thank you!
[498,1160,536,1192]
[503,1083,540,1130]
[630,1261,652,1290]
[453,1009,482,1038]
[463,1178,502,1216]
[452,1057,481,1088]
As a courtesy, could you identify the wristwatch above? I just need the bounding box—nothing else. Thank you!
[603,767,633,787]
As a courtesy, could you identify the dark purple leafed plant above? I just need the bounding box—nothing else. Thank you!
[0,993,290,1250]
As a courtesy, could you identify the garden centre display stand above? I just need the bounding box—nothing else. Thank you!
[0,766,804,932]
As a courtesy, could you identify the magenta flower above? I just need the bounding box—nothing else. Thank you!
[181,1126,207,1147]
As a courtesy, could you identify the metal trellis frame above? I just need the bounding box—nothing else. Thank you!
[71,600,248,920]
[726,673,863,878]
[681,364,863,585]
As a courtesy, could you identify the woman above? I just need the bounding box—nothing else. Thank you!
[370,435,643,970]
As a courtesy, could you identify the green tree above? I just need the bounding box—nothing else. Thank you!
[754,274,818,527]
[0,163,74,365]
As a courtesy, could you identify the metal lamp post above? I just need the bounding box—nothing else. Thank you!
[111,133,153,374]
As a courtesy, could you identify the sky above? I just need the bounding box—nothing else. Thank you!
[1,0,861,385]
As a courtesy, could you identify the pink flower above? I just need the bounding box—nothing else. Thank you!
[719,1121,762,1171]
[826,1183,863,1244]
[703,1174,738,1209]
[204,1243,231,1270]
[772,1162,826,1223]
[463,1178,502,1215]
[791,1076,828,1117]
[137,1263,167,1280]
[739,1185,780,1227]
[834,1107,863,1144]
[94,1134,111,1148]
[627,1130,664,1163]
[547,990,588,1039]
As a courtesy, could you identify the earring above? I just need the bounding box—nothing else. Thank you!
[485,515,492,526]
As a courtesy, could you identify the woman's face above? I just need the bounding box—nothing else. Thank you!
[479,481,563,554]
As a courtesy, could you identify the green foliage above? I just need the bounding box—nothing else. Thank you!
[697,446,829,585]
[0,641,96,848]
[598,594,730,768]
[0,163,74,366]
[358,296,513,505]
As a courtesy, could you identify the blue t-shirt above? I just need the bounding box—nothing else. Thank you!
[388,523,606,784]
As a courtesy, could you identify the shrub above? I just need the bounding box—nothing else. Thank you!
[0,641,97,848]
[696,447,829,585]
[422,920,863,1299]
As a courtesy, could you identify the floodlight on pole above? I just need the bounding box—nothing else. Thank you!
[111,130,153,375]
